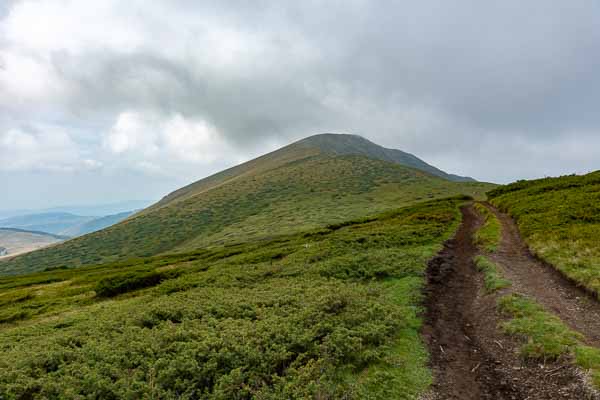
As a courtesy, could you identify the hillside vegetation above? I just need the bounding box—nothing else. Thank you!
[0,135,493,276]
[488,171,600,296]
[0,197,466,399]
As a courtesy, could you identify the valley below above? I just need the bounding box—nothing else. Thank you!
[0,229,65,259]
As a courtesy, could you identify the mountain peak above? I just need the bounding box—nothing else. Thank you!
[290,133,474,182]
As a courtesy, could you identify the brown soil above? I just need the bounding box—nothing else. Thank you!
[483,202,600,347]
[422,204,597,400]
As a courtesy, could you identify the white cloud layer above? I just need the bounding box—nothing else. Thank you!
[103,111,236,173]
[0,125,98,171]
[0,0,599,208]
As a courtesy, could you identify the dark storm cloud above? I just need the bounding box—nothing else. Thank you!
[1,0,599,208]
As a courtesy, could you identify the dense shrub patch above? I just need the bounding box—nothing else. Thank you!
[95,270,180,297]
[0,198,465,399]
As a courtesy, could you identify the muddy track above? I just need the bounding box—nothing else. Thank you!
[422,204,594,400]
[483,202,600,347]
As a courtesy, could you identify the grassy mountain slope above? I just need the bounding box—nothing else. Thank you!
[292,134,474,182]
[151,133,473,211]
[0,197,466,399]
[488,171,600,296]
[0,152,492,276]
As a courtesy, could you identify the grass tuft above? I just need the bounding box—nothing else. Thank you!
[499,294,582,361]
[575,346,600,388]
[499,294,600,389]
[474,255,511,293]
[473,203,501,252]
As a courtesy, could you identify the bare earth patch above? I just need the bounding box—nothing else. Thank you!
[423,205,597,399]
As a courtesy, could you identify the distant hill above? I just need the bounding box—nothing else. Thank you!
[42,200,152,217]
[60,211,136,237]
[0,213,94,235]
[0,133,495,275]
[0,228,66,259]
[0,211,137,239]
[0,200,153,219]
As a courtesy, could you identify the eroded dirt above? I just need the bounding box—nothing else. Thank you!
[422,204,596,400]
[483,202,600,348]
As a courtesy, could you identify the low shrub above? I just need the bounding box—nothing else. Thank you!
[95,270,179,297]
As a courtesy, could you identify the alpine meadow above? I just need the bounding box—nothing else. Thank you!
[0,134,494,398]
[2,1,600,398]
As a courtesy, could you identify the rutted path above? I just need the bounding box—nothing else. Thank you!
[483,202,600,348]
[423,204,594,399]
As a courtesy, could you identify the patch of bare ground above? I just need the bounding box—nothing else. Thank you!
[483,202,600,348]
[422,204,596,399]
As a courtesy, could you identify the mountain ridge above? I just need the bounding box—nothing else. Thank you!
[151,133,474,211]
[0,133,494,276]
[294,134,474,182]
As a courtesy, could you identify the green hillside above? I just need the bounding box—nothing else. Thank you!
[0,197,466,399]
[0,135,493,276]
[149,133,474,211]
[488,171,600,295]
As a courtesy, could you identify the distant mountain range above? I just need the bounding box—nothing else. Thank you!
[0,200,153,219]
[0,210,137,237]
[60,211,136,237]
[0,210,139,260]
[0,212,95,236]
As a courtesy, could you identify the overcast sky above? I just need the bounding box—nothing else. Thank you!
[1,0,599,210]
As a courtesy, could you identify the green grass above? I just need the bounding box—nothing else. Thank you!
[0,155,493,276]
[474,255,511,293]
[499,294,582,360]
[575,346,600,388]
[0,197,467,399]
[488,171,600,296]
[472,218,600,388]
[499,294,600,388]
[473,203,501,252]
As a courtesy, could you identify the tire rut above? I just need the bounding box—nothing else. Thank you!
[483,202,600,348]
[423,204,595,400]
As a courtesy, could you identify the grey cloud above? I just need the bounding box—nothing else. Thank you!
[1,0,599,208]
[53,2,600,134]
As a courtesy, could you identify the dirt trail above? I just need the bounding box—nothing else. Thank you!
[483,202,600,347]
[423,204,594,400]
